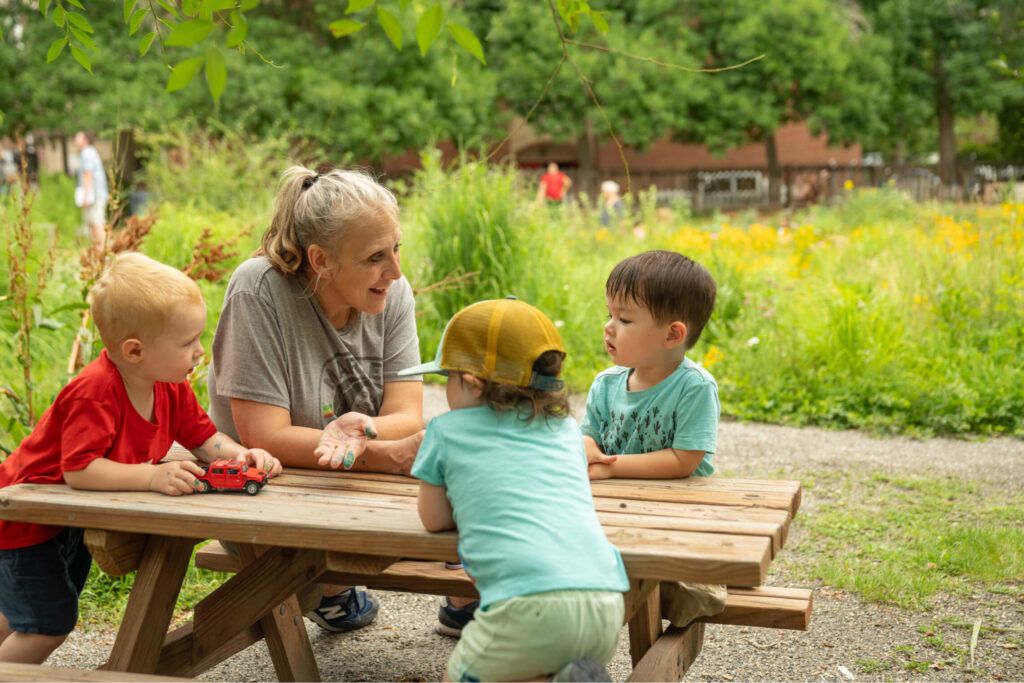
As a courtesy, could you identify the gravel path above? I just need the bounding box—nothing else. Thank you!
[48,386,1024,682]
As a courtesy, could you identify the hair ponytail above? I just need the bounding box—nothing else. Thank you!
[261,167,313,275]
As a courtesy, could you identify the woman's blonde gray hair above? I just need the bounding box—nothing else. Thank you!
[261,166,399,276]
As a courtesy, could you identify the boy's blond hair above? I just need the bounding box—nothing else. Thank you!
[88,252,203,350]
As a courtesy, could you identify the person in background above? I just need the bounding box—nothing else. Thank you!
[536,162,572,205]
[598,180,624,228]
[74,131,109,251]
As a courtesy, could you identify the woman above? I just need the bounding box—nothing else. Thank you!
[208,166,424,633]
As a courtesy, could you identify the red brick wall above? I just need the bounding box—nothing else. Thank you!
[594,122,861,170]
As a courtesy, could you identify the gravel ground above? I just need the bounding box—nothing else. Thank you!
[47,385,1024,682]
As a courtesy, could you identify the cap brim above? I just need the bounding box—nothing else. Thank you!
[397,360,446,378]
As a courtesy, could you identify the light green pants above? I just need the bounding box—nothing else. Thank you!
[448,589,624,682]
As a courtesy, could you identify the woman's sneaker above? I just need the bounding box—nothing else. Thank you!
[435,597,479,637]
[305,587,380,633]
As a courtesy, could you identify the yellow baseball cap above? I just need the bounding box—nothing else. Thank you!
[398,297,566,390]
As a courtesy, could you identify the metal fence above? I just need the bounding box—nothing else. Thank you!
[567,163,1024,211]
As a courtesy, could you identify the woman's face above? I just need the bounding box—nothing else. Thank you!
[314,215,403,324]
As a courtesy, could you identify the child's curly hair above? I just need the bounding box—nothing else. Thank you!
[473,350,570,422]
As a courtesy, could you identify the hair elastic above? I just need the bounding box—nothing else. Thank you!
[301,173,322,191]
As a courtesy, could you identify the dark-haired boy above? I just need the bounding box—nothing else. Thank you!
[582,249,720,480]
[581,249,725,628]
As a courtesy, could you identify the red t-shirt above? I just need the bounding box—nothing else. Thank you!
[0,351,217,549]
[540,172,568,201]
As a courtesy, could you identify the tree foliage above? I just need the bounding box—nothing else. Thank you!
[2,0,1022,173]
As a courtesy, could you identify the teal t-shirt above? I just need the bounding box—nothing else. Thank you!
[411,406,629,609]
[580,357,720,477]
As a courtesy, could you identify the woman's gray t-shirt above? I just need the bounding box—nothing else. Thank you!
[207,257,421,441]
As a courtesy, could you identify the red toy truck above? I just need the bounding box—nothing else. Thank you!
[196,459,268,495]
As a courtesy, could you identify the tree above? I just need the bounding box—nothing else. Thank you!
[860,0,1024,184]
[661,0,891,202]
[0,1,502,164]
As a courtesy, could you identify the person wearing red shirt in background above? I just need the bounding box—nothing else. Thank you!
[536,162,572,205]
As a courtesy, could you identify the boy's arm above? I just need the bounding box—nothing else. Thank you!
[418,481,455,532]
[63,457,207,496]
[583,435,618,467]
[588,448,705,480]
[190,431,283,478]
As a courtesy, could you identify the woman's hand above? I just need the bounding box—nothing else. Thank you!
[237,448,283,478]
[149,460,206,496]
[316,412,379,469]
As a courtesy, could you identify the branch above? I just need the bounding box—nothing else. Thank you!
[564,39,765,74]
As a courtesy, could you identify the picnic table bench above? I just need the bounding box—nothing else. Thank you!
[0,448,810,681]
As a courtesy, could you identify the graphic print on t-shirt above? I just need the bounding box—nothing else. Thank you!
[602,406,673,454]
[318,351,381,422]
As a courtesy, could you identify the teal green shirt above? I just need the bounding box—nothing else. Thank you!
[580,358,720,477]
[411,406,629,609]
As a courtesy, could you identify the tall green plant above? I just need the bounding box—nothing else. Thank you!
[1,167,62,454]
[403,155,533,341]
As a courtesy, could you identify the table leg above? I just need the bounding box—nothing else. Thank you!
[626,581,663,667]
[236,544,320,683]
[101,535,196,673]
[626,622,705,682]
[190,545,326,682]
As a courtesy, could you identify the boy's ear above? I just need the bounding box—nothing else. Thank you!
[120,338,145,364]
[460,373,485,397]
[664,321,688,349]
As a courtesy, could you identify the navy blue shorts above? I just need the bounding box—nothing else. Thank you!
[0,527,93,636]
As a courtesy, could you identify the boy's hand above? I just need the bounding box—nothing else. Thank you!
[238,449,282,478]
[317,412,378,469]
[150,460,206,496]
[588,462,615,480]
[584,437,618,467]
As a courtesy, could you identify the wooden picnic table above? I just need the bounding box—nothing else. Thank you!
[0,448,806,682]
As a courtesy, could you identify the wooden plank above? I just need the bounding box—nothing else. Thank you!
[235,544,320,683]
[155,589,322,678]
[325,552,400,575]
[0,484,459,561]
[191,547,327,660]
[164,451,804,517]
[156,621,263,678]
[84,529,147,576]
[592,480,801,515]
[626,581,662,666]
[604,526,771,586]
[0,663,186,682]
[596,507,785,556]
[627,623,705,682]
[102,535,196,674]
[701,587,812,630]
[0,485,772,584]
[622,579,658,625]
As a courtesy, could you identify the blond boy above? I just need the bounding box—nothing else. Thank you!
[0,252,281,664]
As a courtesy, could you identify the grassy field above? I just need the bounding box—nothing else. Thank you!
[2,141,1023,619]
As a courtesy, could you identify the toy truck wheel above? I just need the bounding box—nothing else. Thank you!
[244,481,260,496]
[197,480,211,493]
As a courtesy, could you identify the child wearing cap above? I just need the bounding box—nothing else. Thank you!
[581,249,726,627]
[0,252,282,665]
[400,298,628,682]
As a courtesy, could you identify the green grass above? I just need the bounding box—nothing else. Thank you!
[78,543,233,628]
[795,470,1024,609]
